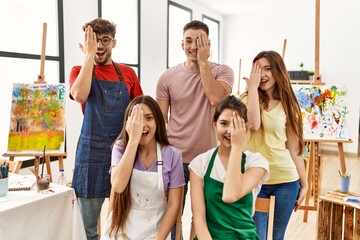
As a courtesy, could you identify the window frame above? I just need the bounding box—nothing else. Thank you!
[167,1,192,69]
[202,14,220,63]
[98,0,141,80]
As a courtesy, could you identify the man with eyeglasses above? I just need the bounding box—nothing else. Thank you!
[69,18,143,240]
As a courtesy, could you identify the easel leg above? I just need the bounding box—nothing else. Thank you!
[34,156,40,176]
[303,142,315,222]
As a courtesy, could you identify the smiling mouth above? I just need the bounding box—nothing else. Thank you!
[97,50,105,57]
[142,131,149,137]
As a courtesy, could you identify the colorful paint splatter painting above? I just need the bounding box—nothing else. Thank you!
[292,85,349,139]
[8,83,66,153]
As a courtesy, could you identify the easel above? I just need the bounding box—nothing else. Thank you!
[286,0,354,222]
[2,23,67,182]
[298,138,353,222]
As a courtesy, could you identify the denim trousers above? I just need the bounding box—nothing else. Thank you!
[79,197,105,240]
[253,180,299,240]
[171,163,190,240]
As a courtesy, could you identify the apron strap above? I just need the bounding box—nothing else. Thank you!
[112,61,125,82]
[205,147,219,178]
[156,143,163,190]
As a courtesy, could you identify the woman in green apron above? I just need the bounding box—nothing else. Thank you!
[189,95,270,240]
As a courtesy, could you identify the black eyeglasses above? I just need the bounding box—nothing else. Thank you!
[97,37,114,46]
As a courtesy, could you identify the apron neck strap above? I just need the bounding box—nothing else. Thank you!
[156,142,163,190]
[92,60,125,82]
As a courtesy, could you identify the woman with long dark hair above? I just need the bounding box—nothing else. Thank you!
[101,95,185,240]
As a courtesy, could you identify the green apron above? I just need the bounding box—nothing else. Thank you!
[195,147,259,240]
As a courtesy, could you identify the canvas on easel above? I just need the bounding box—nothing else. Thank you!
[293,84,350,140]
[8,83,66,153]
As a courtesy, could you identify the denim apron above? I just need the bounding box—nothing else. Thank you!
[195,148,259,240]
[72,61,131,198]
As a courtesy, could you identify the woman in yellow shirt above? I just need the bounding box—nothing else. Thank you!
[241,51,308,240]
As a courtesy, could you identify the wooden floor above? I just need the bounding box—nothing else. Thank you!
[98,145,360,240]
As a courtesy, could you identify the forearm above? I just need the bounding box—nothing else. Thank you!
[190,170,212,239]
[70,53,95,103]
[199,63,229,106]
[245,88,261,131]
[156,202,178,240]
[193,216,212,240]
[292,153,307,187]
[111,140,139,193]
[223,146,244,202]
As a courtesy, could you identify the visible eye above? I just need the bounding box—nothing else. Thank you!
[264,67,271,71]
[102,39,111,44]
[146,116,154,121]
[185,39,193,44]
[219,121,228,127]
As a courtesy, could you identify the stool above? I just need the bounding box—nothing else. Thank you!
[317,190,360,239]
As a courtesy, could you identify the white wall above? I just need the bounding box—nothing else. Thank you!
[222,1,360,154]
[63,0,98,180]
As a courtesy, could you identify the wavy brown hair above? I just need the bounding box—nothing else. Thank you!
[83,18,116,38]
[241,51,303,155]
[108,95,169,238]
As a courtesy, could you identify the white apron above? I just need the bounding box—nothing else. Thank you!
[101,143,170,240]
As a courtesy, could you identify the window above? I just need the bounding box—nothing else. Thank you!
[0,0,64,156]
[168,1,192,68]
[202,15,220,63]
[100,0,140,77]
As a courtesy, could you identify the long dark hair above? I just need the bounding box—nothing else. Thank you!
[108,95,169,238]
[241,51,303,155]
[213,95,248,123]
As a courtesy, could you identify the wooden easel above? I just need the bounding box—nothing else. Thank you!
[3,23,67,182]
[299,138,353,222]
[292,0,355,222]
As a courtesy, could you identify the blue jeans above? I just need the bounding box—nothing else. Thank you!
[78,197,105,240]
[171,163,190,240]
[253,180,299,240]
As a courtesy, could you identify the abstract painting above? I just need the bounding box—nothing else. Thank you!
[292,84,349,140]
[8,83,66,153]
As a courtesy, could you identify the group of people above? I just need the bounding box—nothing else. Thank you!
[69,17,307,240]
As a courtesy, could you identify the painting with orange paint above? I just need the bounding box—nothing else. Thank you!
[292,85,349,140]
[7,83,66,153]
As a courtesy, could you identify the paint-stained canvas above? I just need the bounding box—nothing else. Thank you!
[293,84,349,140]
[8,83,66,153]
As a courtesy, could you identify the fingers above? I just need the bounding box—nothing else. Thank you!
[196,34,207,47]
[231,111,246,132]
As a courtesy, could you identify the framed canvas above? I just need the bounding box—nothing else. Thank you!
[8,83,66,153]
[293,84,349,140]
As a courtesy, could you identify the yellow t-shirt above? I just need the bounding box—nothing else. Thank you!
[245,102,299,184]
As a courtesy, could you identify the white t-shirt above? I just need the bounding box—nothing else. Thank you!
[189,148,270,214]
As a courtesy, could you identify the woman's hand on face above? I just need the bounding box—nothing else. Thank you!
[243,61,261,90]
[230,111,247,148]
[125,104,144,142]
